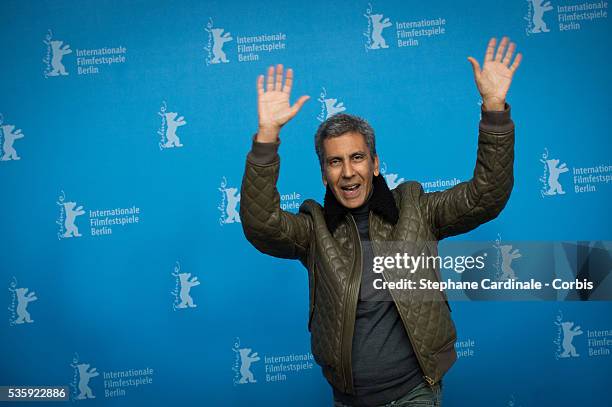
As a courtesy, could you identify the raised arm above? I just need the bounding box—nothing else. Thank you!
[419,36,522,240]
[240,64,312,262]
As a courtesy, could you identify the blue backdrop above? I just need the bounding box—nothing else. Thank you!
[2,0,611,406]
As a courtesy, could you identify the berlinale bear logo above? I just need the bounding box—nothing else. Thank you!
[539,148,569,197]
[219,177,241,225]
[0,115,25,162]
[205,18,233,65]
[364,4,392,51]
[43,30,72,77]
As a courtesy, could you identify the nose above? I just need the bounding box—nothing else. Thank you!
[341,160,355,178]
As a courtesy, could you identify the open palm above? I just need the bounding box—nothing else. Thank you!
[257,64,309,134]
[468,37,522,110]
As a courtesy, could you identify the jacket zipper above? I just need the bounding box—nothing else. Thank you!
[368,214,436,388]
[340,214,362,394]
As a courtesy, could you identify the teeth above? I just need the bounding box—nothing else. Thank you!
[343,184,359,191]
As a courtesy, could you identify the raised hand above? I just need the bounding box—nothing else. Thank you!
[256,64,310,142]
[467,36,522,111]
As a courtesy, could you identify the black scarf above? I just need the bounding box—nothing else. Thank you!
[323,174,399,233]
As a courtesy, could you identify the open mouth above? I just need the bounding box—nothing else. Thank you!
[340,183,361,198]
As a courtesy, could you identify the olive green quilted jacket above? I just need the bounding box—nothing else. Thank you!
[240,104,515,394]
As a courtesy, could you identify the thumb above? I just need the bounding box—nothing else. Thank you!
[467,56,481,79]
[289,95,310,118]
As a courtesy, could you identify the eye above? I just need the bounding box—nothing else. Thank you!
[329,159,341,167]
[353,154,365,161]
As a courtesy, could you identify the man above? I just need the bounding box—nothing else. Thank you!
[240,36,522,406]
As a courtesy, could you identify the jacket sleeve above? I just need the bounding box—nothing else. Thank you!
[418,103,515,240]
[240,135,313,262]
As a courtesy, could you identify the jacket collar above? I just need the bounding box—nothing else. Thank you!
[323,174,399,233]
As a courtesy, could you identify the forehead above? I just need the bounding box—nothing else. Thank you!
[323,132,368,157]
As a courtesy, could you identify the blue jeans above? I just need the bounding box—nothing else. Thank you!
[333,381,442,407]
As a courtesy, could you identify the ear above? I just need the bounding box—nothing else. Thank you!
[373,155,380,176]
[321,165,328,186]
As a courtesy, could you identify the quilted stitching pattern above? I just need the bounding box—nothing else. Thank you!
[240,121,514,391]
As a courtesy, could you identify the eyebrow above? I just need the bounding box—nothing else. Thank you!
[327,151,368,162]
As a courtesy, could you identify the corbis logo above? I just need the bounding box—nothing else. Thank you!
[0,114,25,162]
[317,87,346,122]
[8,276,38,326]
[157,101,187,150]
[170,261,201,310]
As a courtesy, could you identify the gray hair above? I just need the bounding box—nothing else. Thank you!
[314,113,377,169]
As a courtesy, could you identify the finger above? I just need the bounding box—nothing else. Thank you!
[467,57,481,79]
[275,64,283,91]
[257,74,264,95]
[502,42,516,66]
[266,65,274,91]
[283,68,294,94]
[289,95,310,118]
[495,36,509,61]
[485,37,496,62]
[509,52,523,73]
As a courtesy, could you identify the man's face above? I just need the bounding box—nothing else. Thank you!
[322,131,379,209]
